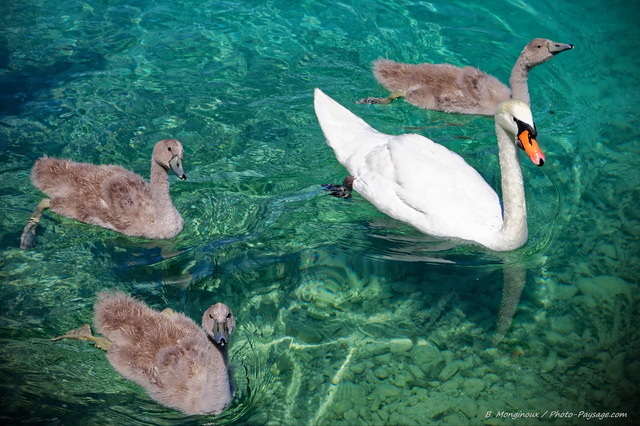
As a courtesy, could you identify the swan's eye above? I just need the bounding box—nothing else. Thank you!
[167,146,172,152]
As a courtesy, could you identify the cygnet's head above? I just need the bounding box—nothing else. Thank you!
[202,303,235,346]
[521,38,573,66]
[153,139,187,180]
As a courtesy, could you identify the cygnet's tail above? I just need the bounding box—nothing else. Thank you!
[93,291,150,338]
[372,58,417,91]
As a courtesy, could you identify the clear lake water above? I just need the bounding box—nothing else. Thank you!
[0,0,638,424]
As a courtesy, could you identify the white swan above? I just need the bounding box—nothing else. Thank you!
[315,88,545,251]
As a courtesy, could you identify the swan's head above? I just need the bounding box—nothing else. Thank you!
[521,38,573,66]
[153,139,187,180]
[202,303,235,346]
[497,100,545,167]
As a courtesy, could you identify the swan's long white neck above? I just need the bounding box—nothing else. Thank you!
[492,122,528,251]
[509,57,531,106]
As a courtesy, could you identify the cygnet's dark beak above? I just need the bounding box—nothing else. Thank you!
[169,155,187,180]
[549,42,574,54]
[212,320,230,346]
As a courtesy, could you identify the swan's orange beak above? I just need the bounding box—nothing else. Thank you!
[518,130,545,167]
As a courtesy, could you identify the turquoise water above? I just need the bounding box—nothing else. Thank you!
[1,0,638,424]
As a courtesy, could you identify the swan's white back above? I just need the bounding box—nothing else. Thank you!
[314,88,504,247]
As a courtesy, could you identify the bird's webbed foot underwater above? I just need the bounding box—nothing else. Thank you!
[322,176,354,199]
[51,323,112,351]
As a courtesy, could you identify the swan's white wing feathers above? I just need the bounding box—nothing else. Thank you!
[314,89,388,166]
[385,134,503,242]
[349,133,502,243]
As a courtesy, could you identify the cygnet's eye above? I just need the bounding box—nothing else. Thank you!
[226,313,232,319]
[167,146,172,152]
[209,313,214,319]
[537,45,542,48]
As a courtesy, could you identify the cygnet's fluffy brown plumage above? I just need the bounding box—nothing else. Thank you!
[20,139,187,248]
[360,38,573,115]
[94,291,235,415]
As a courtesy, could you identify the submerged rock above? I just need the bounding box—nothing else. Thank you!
[376,383,402,399]
[374,366,389,379]
[597,243,618,259]
[408,364,426,380]
[548,314,576,335]
[607,352,626,382]
[459,398,478,419]
[462,377,486,398]
[389,338,413,354]
[332,382,366,416]
[576,275,631,304]
[409,340,444,377]
[438,360,459,381]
